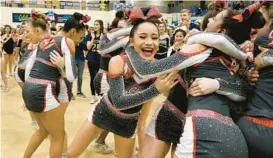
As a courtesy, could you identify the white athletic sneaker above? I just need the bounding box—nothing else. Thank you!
[45,153,67,158]
[91,141,113,154]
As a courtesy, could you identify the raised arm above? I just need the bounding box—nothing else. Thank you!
[187,32,247,60]
[98,35,129,55]
[126,44,211,80]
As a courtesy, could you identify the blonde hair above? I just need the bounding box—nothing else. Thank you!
[29,10,48,31]
[264,3,273,22]
[180,9,192,15]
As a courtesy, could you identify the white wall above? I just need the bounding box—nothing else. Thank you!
[0,7,173,28]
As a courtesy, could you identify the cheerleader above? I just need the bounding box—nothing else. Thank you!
[66,6,178,158]
[236,2,273,158]
[21,12,89,158]
[155,21,170,59]
[126,3,265,158]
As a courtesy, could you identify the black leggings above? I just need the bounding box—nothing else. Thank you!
[88,61,100,95]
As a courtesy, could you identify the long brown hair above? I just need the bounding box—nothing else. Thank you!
[95,19,104,34]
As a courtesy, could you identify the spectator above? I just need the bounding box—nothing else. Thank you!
[86,20,104,103]
[111,10,124,29]
[179,9,200,32]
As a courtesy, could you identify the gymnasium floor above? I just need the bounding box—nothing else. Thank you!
[1,71,168,158]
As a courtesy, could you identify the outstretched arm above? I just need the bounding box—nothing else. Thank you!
[126,44,211,80]
[187,32,247,60]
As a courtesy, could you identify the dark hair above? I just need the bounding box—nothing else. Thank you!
[221,9,265,44]
[63,12,86,33]
[201,2,225,31]
[158,22,167,29]
[116,11,124,19]
[171,29,186,45]
[4,25,11,34]
[94,19,104,34]
[29,12,48,31]
[129,20,159,38]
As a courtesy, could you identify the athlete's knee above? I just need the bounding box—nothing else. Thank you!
[37,128,49,139]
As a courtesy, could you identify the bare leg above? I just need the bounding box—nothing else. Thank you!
[140,134,171,158]
[171,143,177,158]
[8,54,13,75]
[23,114,48,158]
[0,57,8,89]
[38,104,68,158]
[67,120,104,158]
[29,111,36,122]
[114,134,136,158]
[138,100,152,154]
[96,130,109,144]
[61,103,69,153]
[3,53,8,74]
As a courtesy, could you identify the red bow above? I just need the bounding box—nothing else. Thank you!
[80,15,91,24]
[31,9,49,23]
[124,8,131,19]
[232,2,261,22]
[129,5,162,21]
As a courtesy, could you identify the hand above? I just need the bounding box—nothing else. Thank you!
[247,67,259,85]
[173,41,182,51]
[254,46,269,70]
[49,50,65,69]
[188,78,220,97]
[240,40,254,53]
[154,70,179,95]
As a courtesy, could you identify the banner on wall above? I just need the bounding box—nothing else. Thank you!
[59,1,66,6]
[87,2,100,10]
[12,13,31,22]
[37,0,45,5]
[29,0,36,4]
[56,14,72,23]
[65,1,73,7]
[12,12,72,23]
[73,1,80,7]
[13,0,22,3]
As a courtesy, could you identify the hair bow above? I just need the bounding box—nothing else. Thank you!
[80,15,91,24]
[31,9,49,23]
[129,5,162,21]
[232,2,261,22]
[31,9,38,20]
[124,8,131,19]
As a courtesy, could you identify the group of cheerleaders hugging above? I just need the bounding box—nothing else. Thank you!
[18,1,273,158]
